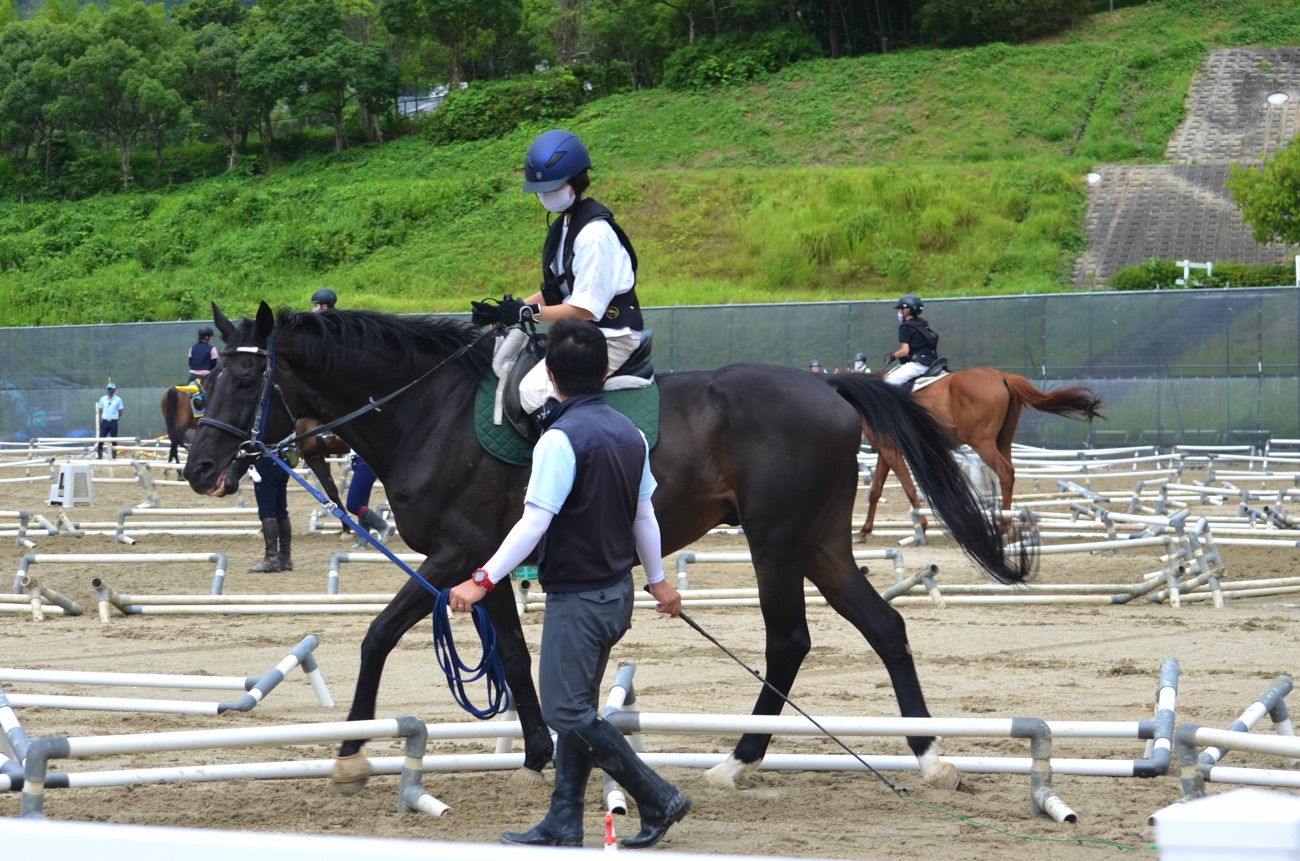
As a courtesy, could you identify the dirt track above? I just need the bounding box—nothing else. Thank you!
[4,458,1300,859]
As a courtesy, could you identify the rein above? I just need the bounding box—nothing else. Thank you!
[197,328,508,718]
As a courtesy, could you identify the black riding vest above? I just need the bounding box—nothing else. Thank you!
[540,197,643,331]
[536,394,645,593]
[898,318,939,364]
[189,341,216,372]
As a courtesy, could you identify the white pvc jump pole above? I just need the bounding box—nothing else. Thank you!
[326,551,427,595]
[0,634,332,712]
[18,553,229,595]
[19,716,443,819]
[673,548,906,592]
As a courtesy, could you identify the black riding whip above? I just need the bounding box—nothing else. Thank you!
[647,586,907,795]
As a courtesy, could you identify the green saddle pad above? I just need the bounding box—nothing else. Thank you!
[474,373,660,466]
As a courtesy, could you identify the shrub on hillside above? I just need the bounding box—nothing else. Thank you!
[423,70,584,144]
[1108,258,1183,290]
[918,0,1089,47]
[662,26,822,91]
[1109,259,1296,290]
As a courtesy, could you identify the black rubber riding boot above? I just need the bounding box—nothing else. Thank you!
[358,508,394,545]
[276,517,293,571]
[501,735,592,847]
[569,718,691,849]
[248,518,281,573]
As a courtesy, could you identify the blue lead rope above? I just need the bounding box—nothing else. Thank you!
[255,443,508,719]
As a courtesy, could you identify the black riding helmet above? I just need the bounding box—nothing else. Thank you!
[198,326,214,339]
[894,294,923,316]
[311,287,338,307]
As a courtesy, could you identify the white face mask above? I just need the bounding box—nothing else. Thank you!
[537,186,575,213]
[897,311,905,322]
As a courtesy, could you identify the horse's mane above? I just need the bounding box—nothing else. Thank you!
[228,308,492,381]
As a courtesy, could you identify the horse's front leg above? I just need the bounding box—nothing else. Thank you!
[330,577,436,793]
[483,586,554,785]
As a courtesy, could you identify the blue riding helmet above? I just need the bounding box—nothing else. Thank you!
[198,326,214,338]
[855,352,866,361]
[522,129,591,193]
[311,288,338,307]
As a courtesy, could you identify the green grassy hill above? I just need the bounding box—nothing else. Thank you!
[2,0,1298,326]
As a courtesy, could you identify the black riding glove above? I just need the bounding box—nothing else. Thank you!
[883,351,895,366]
[470,299,502,327]
[497,296,540,324]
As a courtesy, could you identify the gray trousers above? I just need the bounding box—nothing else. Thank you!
[538,576,635,735]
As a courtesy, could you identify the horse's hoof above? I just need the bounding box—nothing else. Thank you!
[508,767,548,790]
[919,747,961,791]
[329,753,372,795]
[703,756,759,789]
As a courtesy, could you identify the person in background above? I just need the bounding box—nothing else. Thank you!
[311,287,337,312]
[187,327,218,384]
[304,289,393,547]
[883,294,939,387]
[95,381,123,459]
[448,319,689,850]
[852,352,870,373]
[346,455,395,547]
[809,358,824,373]
[248,455,292,573]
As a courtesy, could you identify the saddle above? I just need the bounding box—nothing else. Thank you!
[907,357,950,394]
[476,328,660,465]
[175,383,206,418]
[494,328,655,442]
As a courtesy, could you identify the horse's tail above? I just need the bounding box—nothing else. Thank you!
[826,374,1033,585]
[1003,374,1104,422]
[162,388,183,440]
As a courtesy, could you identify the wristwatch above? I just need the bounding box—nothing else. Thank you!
[471,568,495,592]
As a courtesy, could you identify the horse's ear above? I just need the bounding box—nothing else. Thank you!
[255,301,275,343]
[212,303,235,341]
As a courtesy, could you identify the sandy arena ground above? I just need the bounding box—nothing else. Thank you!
[3,454,1300,859]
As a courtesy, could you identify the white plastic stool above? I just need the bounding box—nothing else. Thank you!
[49,464,94,507]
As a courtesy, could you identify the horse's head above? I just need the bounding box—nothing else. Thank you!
[183,301,303,496]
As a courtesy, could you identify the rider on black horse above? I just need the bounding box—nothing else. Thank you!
[471,129,647,432]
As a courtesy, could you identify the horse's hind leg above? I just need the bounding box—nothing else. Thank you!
[814,559,960,790]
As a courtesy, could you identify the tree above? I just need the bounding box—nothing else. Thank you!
[189,21,250,169]
[279,0,360,152]
[1227,141,1300,249]
[378,0,521,86]
[0,21,47,201]
[49,3,184,187]
[172,0,247,31]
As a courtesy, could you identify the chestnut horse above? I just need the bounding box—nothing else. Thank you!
[857,367,1103,539]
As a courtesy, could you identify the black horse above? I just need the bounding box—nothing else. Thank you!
[183,302,1031,795]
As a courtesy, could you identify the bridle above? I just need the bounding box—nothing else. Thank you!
[196,326,495,462]
[195,342,279,463]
